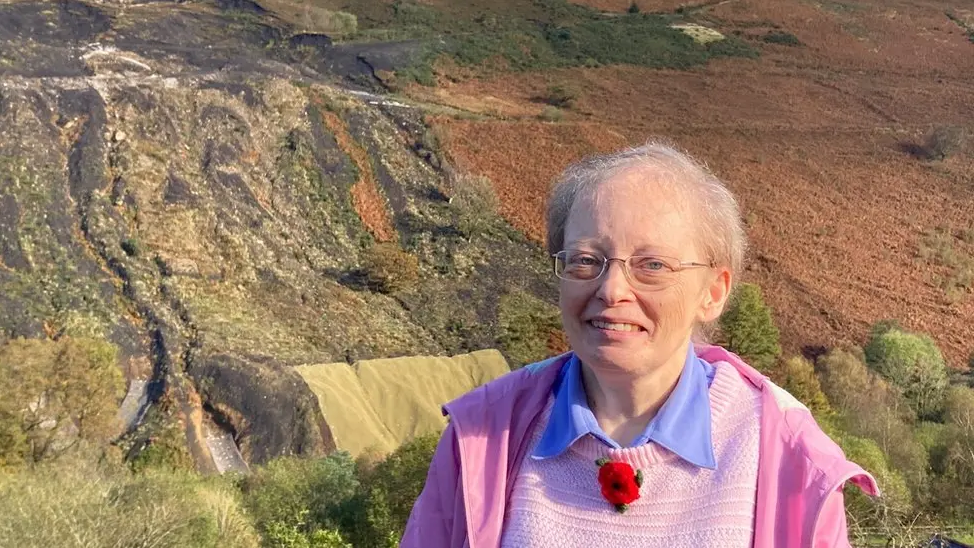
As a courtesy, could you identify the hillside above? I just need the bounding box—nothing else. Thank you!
[2,0,974,545]
[391,0,974,368]
[0,0,972,475]
[0,0,562,468]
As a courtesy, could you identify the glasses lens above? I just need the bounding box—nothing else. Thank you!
[627,255,678,287]
[556,251,603,280]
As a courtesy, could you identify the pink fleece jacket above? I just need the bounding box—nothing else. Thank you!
[401,345,880,548]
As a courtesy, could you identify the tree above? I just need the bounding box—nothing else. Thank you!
[773,356,831,418]
[718,283,781,372]
[834,433,913,529]
[864,326,949,420]
[817,348,928,494]
[943,386,974,489]
[0,337,124,465]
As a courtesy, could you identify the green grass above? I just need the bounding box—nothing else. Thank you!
[338,0,758,83]
[498,289,563,368]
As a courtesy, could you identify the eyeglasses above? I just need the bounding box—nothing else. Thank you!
[552,250,714,289]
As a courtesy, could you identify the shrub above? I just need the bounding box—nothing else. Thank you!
[919,227,961,267]
[241,452,360,542]
[344,433,440,547]
[130,420,195,473]
[539,105,564,122]
[717,283,781,372]
[0,458,258,548]
[864,326,949,420]
[448,172,500,237]
[628,2,641,13]
[761,31,801,46]
[301,7,358,36]
[363,243,420,294]
[544,83,579,108]
[922,125,966,160]
[0,337,124,465]
[773,356,831,418]
[498,290,564,368]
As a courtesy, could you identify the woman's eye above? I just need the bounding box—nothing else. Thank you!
[634,258,666,271]
[569,254,600,266]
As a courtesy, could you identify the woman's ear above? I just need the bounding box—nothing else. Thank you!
[698,267,732,324]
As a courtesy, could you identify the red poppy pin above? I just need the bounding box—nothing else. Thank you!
[595,457,643,513]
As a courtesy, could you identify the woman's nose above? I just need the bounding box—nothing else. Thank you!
[596,260,634,305]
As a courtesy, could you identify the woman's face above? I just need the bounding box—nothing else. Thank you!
[558,167,730,375]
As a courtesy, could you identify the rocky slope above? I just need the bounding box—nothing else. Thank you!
[0,0,557,467]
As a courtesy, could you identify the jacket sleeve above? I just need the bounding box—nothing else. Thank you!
[401,421,469,548]
[812,489,853,548]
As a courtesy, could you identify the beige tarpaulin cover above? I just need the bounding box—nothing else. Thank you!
[296,349,510,457]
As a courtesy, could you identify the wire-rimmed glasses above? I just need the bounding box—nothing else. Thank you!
[553,250,714,290]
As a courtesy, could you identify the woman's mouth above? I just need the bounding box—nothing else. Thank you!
[589,319,644,332]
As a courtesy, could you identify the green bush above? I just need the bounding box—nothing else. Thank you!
[717,283,781,372]
[773,356,831,418]
[344,433,440,547]
[499,290,564,368]
[864,325,949,420]
[363,243,420,294]
[241,452,360,543]
[628,2,641,14]
[129,416,195,473]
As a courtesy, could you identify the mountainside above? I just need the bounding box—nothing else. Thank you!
[0,0,559,467]
[1,0,972,473]
[396,0,974,368]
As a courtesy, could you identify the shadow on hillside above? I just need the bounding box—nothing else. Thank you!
[897,140,934,160]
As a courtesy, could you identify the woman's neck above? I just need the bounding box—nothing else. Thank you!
[580,342,690,446]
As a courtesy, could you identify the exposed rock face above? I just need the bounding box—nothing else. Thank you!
[0,0,554,467]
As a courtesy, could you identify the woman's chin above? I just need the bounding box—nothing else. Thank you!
[580,344,649,371]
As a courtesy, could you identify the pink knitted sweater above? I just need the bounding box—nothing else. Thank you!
[499,362,762,548]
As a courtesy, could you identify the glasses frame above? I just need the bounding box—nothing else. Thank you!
[552,250,715,288]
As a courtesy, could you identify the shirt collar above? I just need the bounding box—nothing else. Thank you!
[531,345,717,470]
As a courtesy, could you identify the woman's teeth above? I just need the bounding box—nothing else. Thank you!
[591,320,641,332]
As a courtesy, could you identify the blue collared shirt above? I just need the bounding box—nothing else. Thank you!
[531,345,718,469]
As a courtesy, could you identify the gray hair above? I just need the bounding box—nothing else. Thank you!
[545,140,748,285]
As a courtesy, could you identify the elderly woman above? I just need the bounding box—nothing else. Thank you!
[402,142,878,548]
